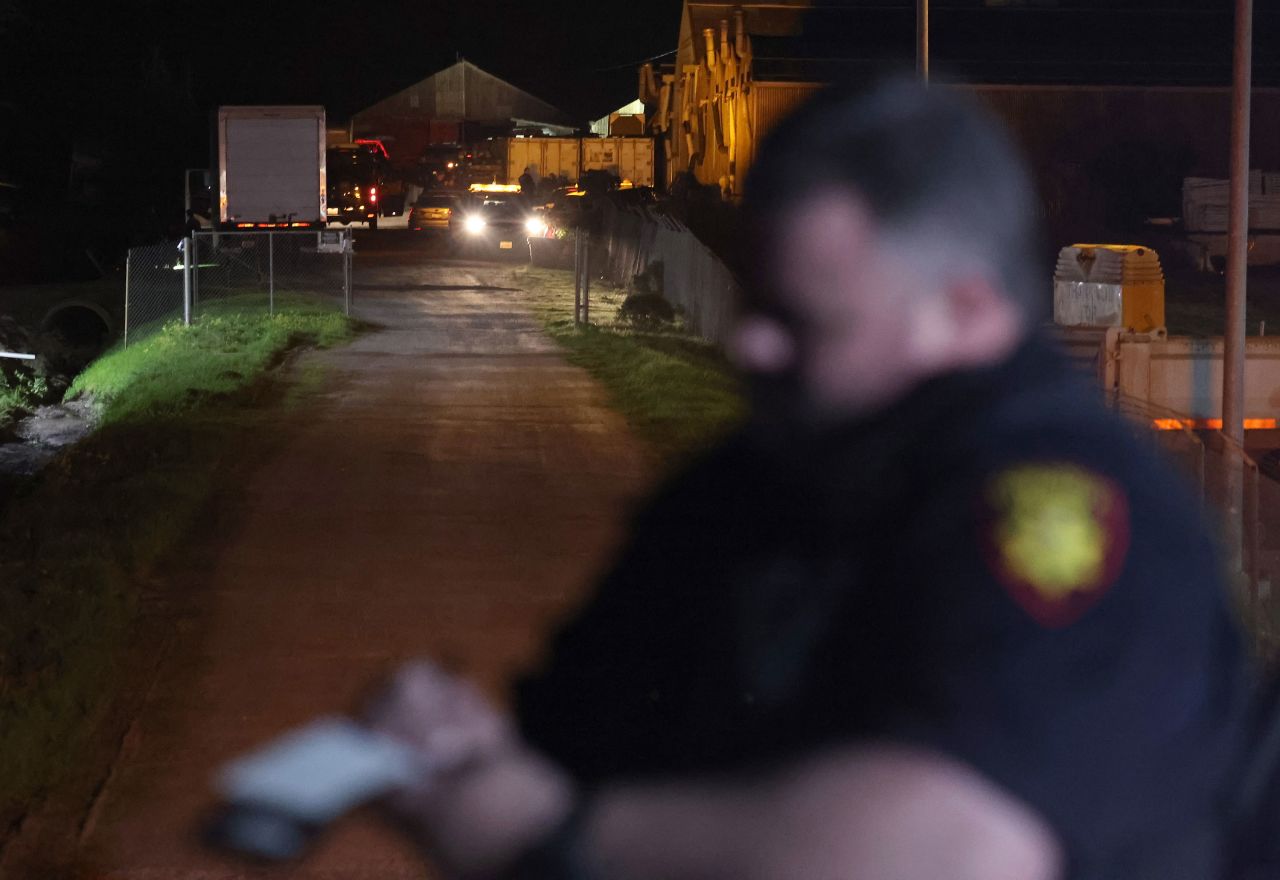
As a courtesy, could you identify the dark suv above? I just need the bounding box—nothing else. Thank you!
[453,192,541,259]
[326,145,382,229]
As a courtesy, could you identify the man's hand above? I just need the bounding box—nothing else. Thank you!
[363,661,516,770]
[363,661,575,878]
[363,663,1061,880]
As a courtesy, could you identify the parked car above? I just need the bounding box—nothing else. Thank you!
[409,192,461,232]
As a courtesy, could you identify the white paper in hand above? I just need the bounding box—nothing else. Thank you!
[216,717,422,824]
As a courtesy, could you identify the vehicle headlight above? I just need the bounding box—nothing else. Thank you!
[463,215,486,235]
[525,217,549,236]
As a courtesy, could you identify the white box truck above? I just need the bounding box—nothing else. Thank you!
[217,106,327,228]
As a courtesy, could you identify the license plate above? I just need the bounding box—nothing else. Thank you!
[326,208,338,215]
[499,241,513,249]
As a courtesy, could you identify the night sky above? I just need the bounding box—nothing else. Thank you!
[0,0,1276,255]
[1,1,683,134]
[4,2,1274,152]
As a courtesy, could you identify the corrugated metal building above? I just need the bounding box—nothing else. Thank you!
[350,60,571,163]
[643,1,1280,243]
[641,2,802,198]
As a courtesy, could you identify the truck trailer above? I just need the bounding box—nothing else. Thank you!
[580,138,654,188]
[506,138,581,188]
[464,137,656,190]
[217,106,327,228]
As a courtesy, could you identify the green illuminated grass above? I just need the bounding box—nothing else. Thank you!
[0,299,359,837]
[512,266,745,463]
[71,298,354,423]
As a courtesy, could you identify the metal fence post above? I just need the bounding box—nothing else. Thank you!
[573,230,582,327]
[343,229,352,316]
[191,232,200,313]
[268,230,275,317]
[182,236,193,326]
[123,249,131,348]
[582,231,590,324]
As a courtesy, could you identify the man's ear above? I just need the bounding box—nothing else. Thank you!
[941,274,1023,367]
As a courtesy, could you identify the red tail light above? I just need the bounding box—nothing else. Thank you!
[370,186,378,204]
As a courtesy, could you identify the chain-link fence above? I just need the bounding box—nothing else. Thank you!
[122,241,187,346]
[190,230,352,321]
[1106,391,1279,657]
[595,204,739,346]
[124,229,353,346]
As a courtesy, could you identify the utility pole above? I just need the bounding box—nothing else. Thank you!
[1224,0,1253,446]
[917,0,929,83]
[1223,0,1253,585]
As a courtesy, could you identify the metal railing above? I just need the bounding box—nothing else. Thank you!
[123,228,353,346]
[1107,390,1276,656]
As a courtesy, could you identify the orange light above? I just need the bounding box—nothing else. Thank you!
[1150,418,1279,431]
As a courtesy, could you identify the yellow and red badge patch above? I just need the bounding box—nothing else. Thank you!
[979,463,1130,628]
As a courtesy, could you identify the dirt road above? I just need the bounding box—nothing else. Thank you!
[71,238,651,877]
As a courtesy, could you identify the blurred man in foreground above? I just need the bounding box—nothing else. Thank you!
[365,75,1253,880]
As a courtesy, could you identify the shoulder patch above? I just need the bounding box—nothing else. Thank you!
[979,462,1130,628]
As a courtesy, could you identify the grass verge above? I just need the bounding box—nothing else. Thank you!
[0,300,358,837]
[512,266,745,464]
[70,298,353,424]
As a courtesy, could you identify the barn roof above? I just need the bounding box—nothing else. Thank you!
[352,59,568,127]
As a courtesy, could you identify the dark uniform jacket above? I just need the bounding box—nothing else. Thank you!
[517,335,1254,880]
